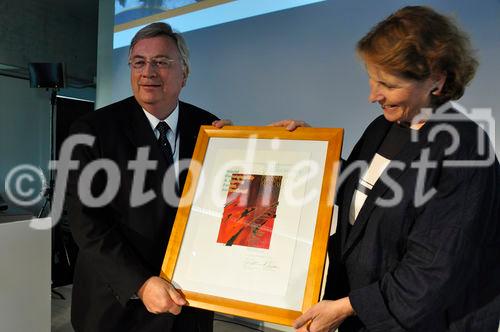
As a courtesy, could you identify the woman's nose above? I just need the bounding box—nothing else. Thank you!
[368,81,384,103]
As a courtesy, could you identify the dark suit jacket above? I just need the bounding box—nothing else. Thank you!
[66,97,218,332]
[324,111,500,331]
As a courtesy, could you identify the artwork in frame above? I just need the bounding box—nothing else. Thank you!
[217,173,283,249]
[160,126,343,326]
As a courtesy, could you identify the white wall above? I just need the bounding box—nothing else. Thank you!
[0,219,51,332]
[103,0,500,158]
[96,0,115,109]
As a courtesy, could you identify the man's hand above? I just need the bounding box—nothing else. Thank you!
[294,297,355,332]
[212,119,233,128]
[137,276,187,315]
[268,119,311,131]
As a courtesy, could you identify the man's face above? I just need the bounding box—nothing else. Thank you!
[129,36,186,117]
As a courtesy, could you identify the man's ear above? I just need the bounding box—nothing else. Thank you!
[181,70,187,87]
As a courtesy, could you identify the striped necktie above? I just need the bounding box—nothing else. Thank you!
[156,121,174,165]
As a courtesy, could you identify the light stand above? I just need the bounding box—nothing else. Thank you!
[28,63,65,218]
[38,87,58,218]
[29,63,70,296]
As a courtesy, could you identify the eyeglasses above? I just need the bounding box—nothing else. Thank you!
[128,57,177,70]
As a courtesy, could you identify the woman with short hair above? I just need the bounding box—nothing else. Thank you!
[285,6,500,332]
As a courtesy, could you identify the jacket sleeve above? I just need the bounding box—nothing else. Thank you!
[323,234,350,300]
[349,142,500,330]
[66,120,151,306]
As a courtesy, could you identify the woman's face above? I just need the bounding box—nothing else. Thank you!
[365,63,440,124]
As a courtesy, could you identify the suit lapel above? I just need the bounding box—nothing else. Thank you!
[177,102,201,189]
[339,118,391,257]
[118,98,170,189]
[340,119,429,259]
[118,100,202,204]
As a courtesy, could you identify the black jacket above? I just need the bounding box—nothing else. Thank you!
[325,110,500,331]
[66,97,218,332]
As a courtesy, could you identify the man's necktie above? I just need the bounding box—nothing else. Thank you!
[156,121,174,166]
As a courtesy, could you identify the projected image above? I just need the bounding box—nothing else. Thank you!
[113,0,326,49]
[115,0,210,25]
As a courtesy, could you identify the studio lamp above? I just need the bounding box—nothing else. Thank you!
[28,62,66,218]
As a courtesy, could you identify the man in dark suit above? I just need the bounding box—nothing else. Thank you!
[66,22,226,332]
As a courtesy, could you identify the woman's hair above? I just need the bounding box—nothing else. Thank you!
[357,6,478,105]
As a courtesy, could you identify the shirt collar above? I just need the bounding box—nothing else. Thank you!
[142,104,179,137]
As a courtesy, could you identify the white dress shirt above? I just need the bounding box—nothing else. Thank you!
[142,105,180,183]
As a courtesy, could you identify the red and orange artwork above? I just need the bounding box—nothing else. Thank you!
[217,174,283,249]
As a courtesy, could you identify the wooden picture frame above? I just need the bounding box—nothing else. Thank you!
[161,126,343,326]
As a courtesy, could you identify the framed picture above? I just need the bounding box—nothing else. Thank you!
[160,126,343,326]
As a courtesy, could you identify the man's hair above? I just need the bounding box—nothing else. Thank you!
[357,6,478,105]
[130,22,190,77]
